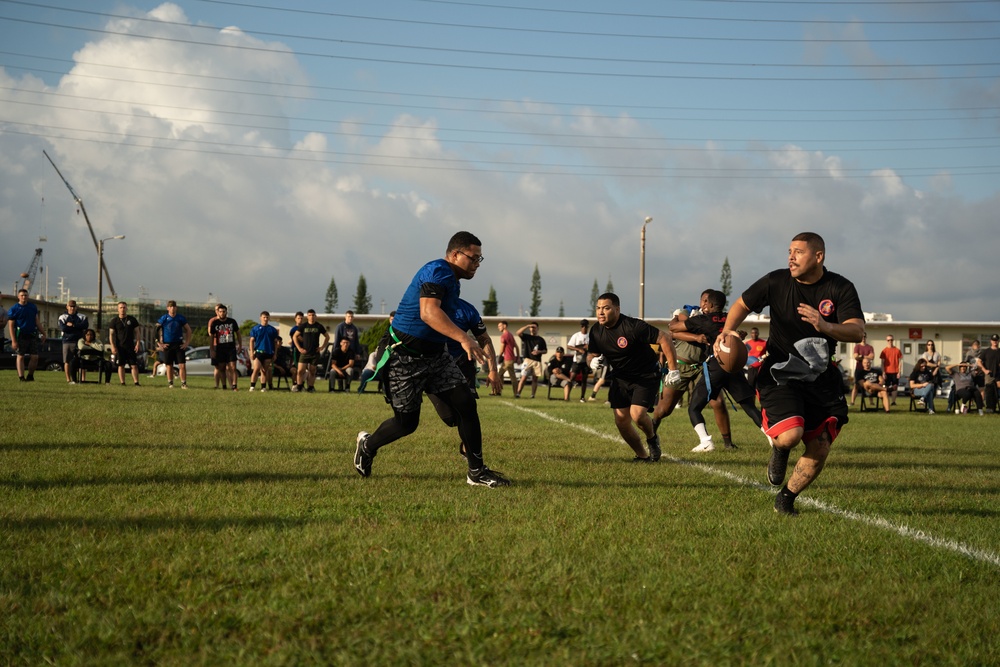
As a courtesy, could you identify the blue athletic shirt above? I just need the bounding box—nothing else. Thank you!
[391,258,460,348]
[446,299,486,358]
[157,313,188,344]
[7,302,39,335]
[250,323,279,354]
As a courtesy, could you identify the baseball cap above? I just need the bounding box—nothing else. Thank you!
[556,346,564,353]
[992,334,999,341]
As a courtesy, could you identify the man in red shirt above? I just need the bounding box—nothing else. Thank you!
[879,335,904,406]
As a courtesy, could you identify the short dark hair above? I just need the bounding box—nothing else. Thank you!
[167,300,177,308]
[17,288,28,296]
[345,310,354,316]
[792,232,826,253]
[704,289,726,311]
[597,292,620,307]
[295,311,304,317]
[446,231,482,255]
[260,311,270,317]
[307,309,316,315]
[499,320,508,326]
[216,303,227,311]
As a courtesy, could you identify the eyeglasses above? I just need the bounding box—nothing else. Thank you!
[457,251,485,265]
[886,338,893,342]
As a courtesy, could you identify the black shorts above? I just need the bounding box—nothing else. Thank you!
[758,363,849,443]
[300,352,320,366]
[705,358,755,403]
[883,372,899,389]
[115,348,138,367]
[15,333,40,356]
[385,350,467,413]
[164,342,186,365]
[607,376,660,410]
[214,346,238,365]
[254,352,274,361]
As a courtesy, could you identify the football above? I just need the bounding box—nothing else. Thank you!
[714,331,748,374]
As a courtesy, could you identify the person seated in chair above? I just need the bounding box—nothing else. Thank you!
[270,337,295,388]
[328,338,356,392]
[947,361,984,415]
[855,357,890,413]
[547,347,575,401]
[75,328,113,384]
[909,358,937,414]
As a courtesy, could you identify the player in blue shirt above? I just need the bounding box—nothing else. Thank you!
[354,232,510,487]
[7,288,46,382]
[249,311,280,392]
[156,300,193,389]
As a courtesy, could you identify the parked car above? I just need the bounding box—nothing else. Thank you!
[1,337,64,372]
[156,346,249,376]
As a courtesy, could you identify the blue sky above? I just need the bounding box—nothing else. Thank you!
[1,0,998,322]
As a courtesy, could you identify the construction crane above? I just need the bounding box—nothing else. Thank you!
[42,150,117,296]
[18,248,43,293]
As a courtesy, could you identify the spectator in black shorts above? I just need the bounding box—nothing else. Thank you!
[108,301,143,386]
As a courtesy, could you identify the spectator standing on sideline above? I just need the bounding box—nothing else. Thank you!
[210,304,242,391]
[7,289,45,382]
[920,340,942,385]
[977,334,1000,412]
[587,292,679,463]
[514,322,547,399]
[156,300,192,389]
[879,335,904,406]
[496,320,519,396]
[354,231,510,487]
[293,309,329,393]
[58,299,88,384]
[248,311,280,392]
[108,301,143,386]
[333,310,361,365]
[567,319,591,402]
[849,332,875,405]
[720,232,864,516]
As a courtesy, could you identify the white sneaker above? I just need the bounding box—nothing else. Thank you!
[261,387,269,392]
[691,439,715,453]
[249,386,255,392]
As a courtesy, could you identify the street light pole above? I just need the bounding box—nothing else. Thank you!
[97,235,125,332]
[639,216,652,319]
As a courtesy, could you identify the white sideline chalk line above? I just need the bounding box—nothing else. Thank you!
[508,403,1000,569]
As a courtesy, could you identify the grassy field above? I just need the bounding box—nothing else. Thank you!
[2,372,998,665]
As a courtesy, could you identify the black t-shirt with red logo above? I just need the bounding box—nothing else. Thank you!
[742,267,863,365]
[588,314,661,382]
[685,311,727,354]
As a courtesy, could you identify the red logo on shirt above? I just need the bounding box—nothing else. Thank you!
[617,336,628,349]
[818,299,835,317]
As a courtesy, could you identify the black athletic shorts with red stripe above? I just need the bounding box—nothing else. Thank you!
[758,361,849,444]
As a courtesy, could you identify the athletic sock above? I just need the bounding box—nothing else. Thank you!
[694,423,711,440]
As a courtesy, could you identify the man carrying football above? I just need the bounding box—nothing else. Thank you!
[720,232,865,516]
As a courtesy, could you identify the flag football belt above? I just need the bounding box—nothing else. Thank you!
[358,325,420,392]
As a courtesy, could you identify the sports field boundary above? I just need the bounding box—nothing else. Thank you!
[507,401,1000,570]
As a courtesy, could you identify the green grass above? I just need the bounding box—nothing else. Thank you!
[2,373,998,665]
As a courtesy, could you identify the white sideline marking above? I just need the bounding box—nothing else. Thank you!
[508,403,1000,569]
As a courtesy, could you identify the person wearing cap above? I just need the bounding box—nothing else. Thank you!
[946,361,984,415]
[977,334,1000,412]
[546,347,575,401]
[567,319,591,402]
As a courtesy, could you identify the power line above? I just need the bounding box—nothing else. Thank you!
[1,14,998,81]
[4,51,999,117]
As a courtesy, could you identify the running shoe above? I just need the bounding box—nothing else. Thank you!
[646,434,662,462]
[467,466,511,487]
[354,431,373,477]
[767,446,790,486]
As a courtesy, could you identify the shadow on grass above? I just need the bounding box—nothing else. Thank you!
[0,514,312,531]
[0,471,345,490]
[0,442,330,454]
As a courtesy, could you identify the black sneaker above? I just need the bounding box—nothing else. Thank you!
[774,492,799,516]
[354,431,373,477]
[767,446,790,486]
[724,442,738,450]
[646,434,662,462]
[467,466,511,487]
[307,386,316,393]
